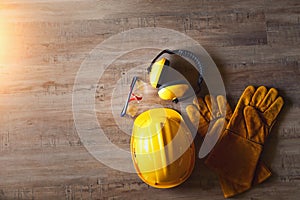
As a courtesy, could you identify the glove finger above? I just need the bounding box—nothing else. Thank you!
[217,95,232,120]
[198,96,212,121]
[234,86,256,114]
[198,118,210,137]
[244,106,265,144]
[186,104,203,129]
[263,96,284,127]
[205,95,218,119]
[227,86,255,136]
[250,86,267,107]
[258,88,278,112]
[216,95,226,116]
[192,97,200,110]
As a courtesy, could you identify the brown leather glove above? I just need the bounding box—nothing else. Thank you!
[186,94,273,197]
[204,86,284,198]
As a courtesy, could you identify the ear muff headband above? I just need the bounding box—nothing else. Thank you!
[158,79,188,89]
[172,49,204,87]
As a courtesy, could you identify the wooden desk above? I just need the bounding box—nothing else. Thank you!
[0,0,299,199]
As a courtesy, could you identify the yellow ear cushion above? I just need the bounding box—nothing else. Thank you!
[149,58,166,88]
[158,84,189,101]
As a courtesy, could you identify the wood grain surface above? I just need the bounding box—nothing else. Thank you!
[0,0,299,199]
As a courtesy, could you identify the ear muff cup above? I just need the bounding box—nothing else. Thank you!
[158,80,190,102]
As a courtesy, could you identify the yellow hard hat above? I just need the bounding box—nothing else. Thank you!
[130,108,195,188]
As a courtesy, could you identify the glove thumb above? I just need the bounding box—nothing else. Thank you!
[244,106,267,144]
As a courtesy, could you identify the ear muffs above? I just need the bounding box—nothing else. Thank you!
[147,49,204,103]
[158,80,189,103]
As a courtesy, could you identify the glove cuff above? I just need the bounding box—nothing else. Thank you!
[219,176,251,198]
[205,129,263,186]
[218,162,272,198]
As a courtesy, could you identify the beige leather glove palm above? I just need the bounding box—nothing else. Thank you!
[186,95,232,139]
[204,86,284,197]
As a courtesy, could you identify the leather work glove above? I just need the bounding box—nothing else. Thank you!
[186,95,232,138]
[203,86,284,198]
[186,94,273,197]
